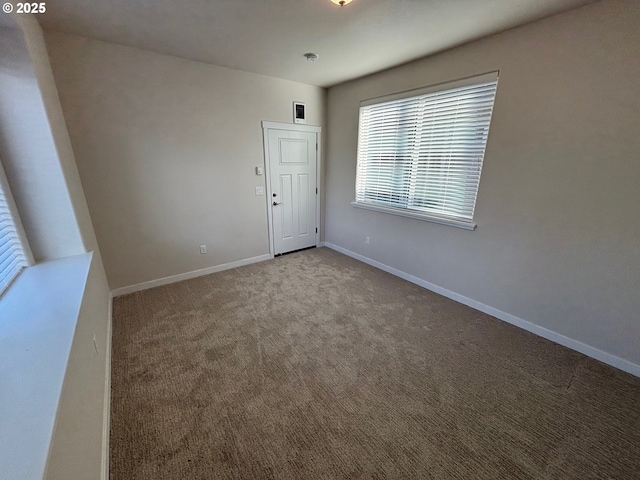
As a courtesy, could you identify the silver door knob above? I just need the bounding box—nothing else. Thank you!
[273,201,282,206]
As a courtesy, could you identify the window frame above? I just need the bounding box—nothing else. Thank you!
[352,71,499,230]
[0,159,33,297]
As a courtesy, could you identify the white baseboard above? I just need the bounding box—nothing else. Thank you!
[324,242,640,378]
[111,254,273,297]
[101,294,113,480]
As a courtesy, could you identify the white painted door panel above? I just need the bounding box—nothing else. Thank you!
[268,129,317,255]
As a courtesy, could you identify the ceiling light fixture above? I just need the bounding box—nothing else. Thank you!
[304,53,319,62]
[331,0,353,6]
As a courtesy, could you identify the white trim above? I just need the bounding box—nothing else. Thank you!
[261,121,321,133]
[101,294,113,480]
[324,242,640,378]
[111,254,272,296]
[351,202,476,231]
[261,121,322,257]
[262,128,275,257]
[316,132,322,246]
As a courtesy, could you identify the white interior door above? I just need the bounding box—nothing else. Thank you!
[267,128,317,255]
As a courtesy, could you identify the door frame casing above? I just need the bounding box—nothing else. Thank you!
[262,121,322,258]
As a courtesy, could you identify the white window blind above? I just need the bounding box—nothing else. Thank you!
[0,162,30,296]
[355,72,498,229]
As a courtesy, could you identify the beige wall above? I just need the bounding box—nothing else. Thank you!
[15,15,101,254]
[45,253,111,480]
[45,32,327,290]
[325,0,640,366]
[0,24,84,260]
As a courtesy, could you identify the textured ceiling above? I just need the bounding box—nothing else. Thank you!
[36,0,596,87]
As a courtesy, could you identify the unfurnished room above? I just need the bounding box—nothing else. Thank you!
[0,0,639,479]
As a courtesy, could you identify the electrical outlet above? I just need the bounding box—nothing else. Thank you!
[255,186,264,195]
[200,244,207,254]
[365,236,371,245]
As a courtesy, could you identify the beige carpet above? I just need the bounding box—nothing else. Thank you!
[110,247,640,479]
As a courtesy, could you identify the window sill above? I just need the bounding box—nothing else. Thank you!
[351,202,477,230]
[0,253,92,480]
